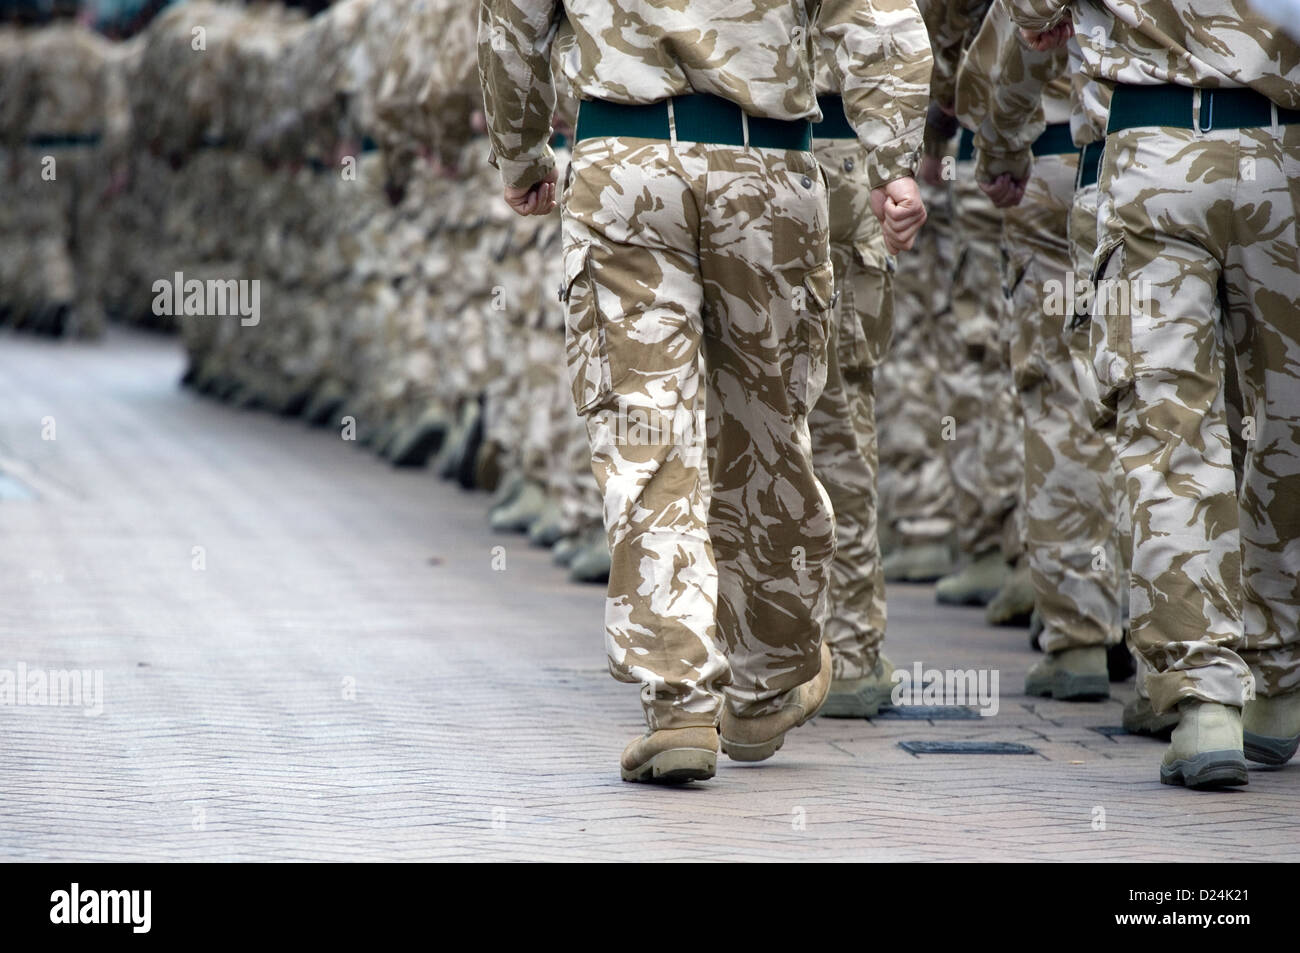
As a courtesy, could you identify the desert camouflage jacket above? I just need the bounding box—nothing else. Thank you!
[1006,0,1300,108]
[955,0,1072,180]
[478,0,931,191]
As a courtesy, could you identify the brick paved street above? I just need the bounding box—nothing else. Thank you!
[1,329,1295,862]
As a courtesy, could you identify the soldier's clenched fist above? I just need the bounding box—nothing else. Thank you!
[504,170,558,216]
[870,176,926,254]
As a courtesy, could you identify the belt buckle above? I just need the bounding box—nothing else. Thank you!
[1196,90,1215,134]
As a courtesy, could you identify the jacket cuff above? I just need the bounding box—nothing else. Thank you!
[975,146,1032,184]
[1006,0,1069,33]
[865,141,921,191]
[493,148,555,192]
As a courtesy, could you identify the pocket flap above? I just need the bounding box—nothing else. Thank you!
[803,261,835,312]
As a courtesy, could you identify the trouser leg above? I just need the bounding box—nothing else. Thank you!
[1005,153,1123,653]
[697,144,838,718]
[562,138,729,730]
[1096,127,1253,712]
[1228,125,1300,698]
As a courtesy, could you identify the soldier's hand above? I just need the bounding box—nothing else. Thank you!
[505,170,558,217]
[871,176,927,254]
[1020,21,1074,50]
[979,172,1027,208]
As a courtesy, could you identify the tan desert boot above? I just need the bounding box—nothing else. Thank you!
[720,642,833,762]
[621,726,718,784]
[1243,689,1300,765]
[1159,701,1248,790]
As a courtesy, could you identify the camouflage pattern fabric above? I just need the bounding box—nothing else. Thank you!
[957,1,1124,651]
[1093,121,1300,711]
[479,0,931,190]
[943,164,1023,562]
[561,136,838,728]
[479,0,930,728]
[1003,150,1123,652]
[2,22,130,337]
[876,177,957,552]
[810,136,894,679]
[1007,0,1300,109]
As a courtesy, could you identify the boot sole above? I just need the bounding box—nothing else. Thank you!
[388,425,446,468]
[569,565,611,584]
[1025,672,1110,701]
[719,735,786,763]
[1160,751,1249,789]
[1243,731,1300,766]
[621,748,716,784]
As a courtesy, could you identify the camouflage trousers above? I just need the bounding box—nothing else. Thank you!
[562,135,836,729]
[1004,152,1124,653]
[810,138,892,680]
[1070,173,1140,678]
[877,179,956,549]
[1094,121,1300,711]
[2,144,101,336]
[945,164,1023,561]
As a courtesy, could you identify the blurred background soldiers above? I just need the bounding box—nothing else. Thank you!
[956,0,1126,701]
[2,10,128,337]
[920,0,1028,619]
[18,0,1292,797]
[877,0,959,588]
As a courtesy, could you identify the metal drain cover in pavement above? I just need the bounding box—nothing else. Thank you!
[899,741,1038,755]
[874,706,981,720]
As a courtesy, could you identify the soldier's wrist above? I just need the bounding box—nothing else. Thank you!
[975,147,1032,184]
[866,155,920,192]
[494,150,556,193]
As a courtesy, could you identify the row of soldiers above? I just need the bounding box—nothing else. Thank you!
[476,0,1300,786]
[0,0,1167,710]
[7,0,1298,786]
[916,0,1300,788]
[0,0,613,576]
[0,0,1087,650]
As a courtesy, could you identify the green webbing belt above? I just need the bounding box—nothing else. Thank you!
[577,94,812,151]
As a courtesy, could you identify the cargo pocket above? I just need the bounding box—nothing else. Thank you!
[1088,235,1133,421]
[840,240,894,371]
[560,241,613,416]
[791,261,835,416]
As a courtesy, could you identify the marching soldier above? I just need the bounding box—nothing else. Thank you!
[479,0,930,782]
[1011,0,1300,788]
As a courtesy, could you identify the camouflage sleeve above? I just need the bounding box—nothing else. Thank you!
[929,0,993,107]
[818,0,933,188]
[1004,0,1071,32]
[956,0,1063,183]
[919,0,957,157]
[477,0,565,191]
